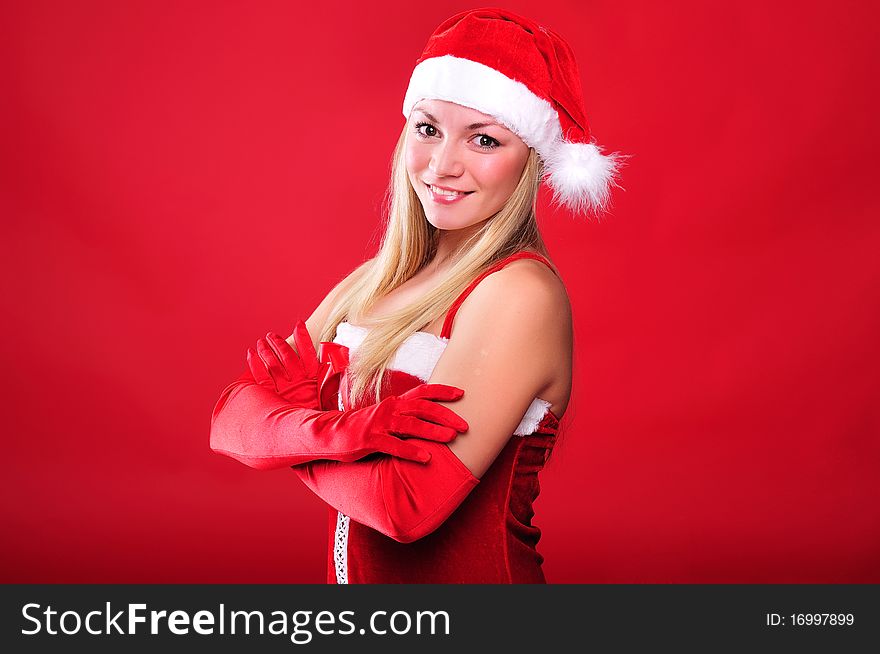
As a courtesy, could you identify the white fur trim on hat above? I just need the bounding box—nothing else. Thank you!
[544,141,623,215]
[403,55,562,155]
[402,54,621,214]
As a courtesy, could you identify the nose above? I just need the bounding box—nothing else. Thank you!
[428,139,464,178]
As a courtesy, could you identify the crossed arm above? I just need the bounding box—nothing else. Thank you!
[216,260,570,542]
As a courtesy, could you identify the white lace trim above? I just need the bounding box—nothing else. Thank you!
[333,321,551,436]
[333,512,350,584]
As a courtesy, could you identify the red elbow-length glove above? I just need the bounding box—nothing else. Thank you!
[296,439,480,543]
[235,321,481,543]
[209,325,469,469]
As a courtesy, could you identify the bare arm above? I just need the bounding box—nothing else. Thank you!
[428,259,572,477]
[288,260,571,541]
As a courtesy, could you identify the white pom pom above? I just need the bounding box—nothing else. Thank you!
[543,141,624,216]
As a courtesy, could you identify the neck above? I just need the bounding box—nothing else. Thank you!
[429,221,485,274]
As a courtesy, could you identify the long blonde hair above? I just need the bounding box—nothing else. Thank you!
[320,123,554,406]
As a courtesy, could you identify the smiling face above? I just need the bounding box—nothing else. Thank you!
[405,99,531,233]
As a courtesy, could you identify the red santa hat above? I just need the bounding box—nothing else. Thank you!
[403,7,623,215]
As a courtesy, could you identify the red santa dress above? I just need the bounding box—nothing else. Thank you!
[318,250,562,583]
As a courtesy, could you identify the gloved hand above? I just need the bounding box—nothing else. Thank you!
[214,318,481,543]
[210,333,469,468]
[247,322,322,410]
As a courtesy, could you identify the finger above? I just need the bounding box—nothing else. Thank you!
[265,332,307,380]
[246,347,274,387]
[256,337,288,382]
[380,437,432,464]
[397,400,469,432]
[292,319,320,379]
[390,414,459,443]
[399,383,465,402]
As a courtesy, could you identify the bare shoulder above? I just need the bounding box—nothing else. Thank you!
[454,257,572,336]
[448,257,572,390]
[431,259,572,475]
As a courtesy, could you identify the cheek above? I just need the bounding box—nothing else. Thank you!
[472,154,525,195]
[404,143,428,177]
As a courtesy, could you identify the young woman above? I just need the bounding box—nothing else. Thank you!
[210,7,621,583]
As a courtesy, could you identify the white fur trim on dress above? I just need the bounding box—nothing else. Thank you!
[334,322,551,435]
[335,322,449,383]
[513,397,553,437]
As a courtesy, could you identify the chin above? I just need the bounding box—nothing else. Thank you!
[419,199,492,232]
[426,214,471,231]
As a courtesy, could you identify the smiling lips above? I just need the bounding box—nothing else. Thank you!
[425,182,474,204]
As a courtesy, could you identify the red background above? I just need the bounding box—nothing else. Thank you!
[2,0,878,583]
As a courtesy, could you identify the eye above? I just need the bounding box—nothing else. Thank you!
[413,121,501,151]
[414,121,438,138]
[473,134,501,150]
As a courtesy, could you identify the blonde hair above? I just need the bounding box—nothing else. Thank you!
[320,123,554,406]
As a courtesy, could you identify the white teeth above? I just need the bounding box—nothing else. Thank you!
[430,185,465,197]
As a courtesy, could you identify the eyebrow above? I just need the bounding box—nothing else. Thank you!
[414,108,503,131]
